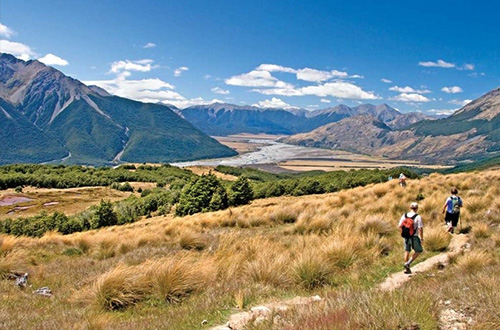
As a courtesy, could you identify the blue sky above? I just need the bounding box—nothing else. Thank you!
[1,0,500,113]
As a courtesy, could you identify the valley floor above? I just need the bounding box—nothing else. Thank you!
[1,170,499,329]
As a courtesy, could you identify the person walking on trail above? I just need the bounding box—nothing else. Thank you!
[399,202,424,274]
[399,173,407,188]
[442,187,463,234]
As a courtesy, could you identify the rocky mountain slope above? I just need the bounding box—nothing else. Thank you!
[283,87,500,163]
[0,53,236,165]
[179,102,430,136]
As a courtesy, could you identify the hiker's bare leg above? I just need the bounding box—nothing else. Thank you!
[410,252,420,263]
[404,251,410,263]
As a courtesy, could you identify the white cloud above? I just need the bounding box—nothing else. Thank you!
[441,86,463,94]
[253,81,379,100]
[174,66,189,77]
[0,40,35,60]
[426,108,457,116]
[418,59,455,68]
[306,105,320,109]
[253,63,350,82]
[389,93,431,102]
[110,59,154,73]
[389,85,431,94]
[320,98,331,103]
[381,78,392,83]
[143,42,156,49]
[84,60,216,109]
[253,97,297,109]
[211,87,230,95]
[300,82,379,99]
[226,70,293,88]
[0,23,15,38]
[461,63,475,71]
[256,64,296,73]
[350,74,364,79]
[38,53,69,66]
[449,99,472,107]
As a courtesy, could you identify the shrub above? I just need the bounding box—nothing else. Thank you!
[14,186,23,193]
[90,200,118,229]
[229,177,253,206]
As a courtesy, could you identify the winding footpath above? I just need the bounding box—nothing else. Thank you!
[211,234,471,330]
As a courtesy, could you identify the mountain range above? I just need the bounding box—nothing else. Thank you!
[283,87,500,163]
[178,102,435,136]
[0,53,236,165]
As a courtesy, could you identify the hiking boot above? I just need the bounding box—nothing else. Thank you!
[404,262,411,274]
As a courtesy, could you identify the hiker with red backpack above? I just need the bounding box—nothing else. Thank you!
[399,202,424,274]
[442,187,463,234]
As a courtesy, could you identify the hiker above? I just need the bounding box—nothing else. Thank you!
[399,173,407,188]
[442,187,463,234]
[399,202,424,274]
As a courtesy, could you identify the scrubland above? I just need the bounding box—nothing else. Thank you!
[1,170,500,329]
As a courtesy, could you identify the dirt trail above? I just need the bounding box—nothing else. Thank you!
[211,234,470,330]
[378,234,470,292]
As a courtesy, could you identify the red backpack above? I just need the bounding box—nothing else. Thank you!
[400,213,417,238]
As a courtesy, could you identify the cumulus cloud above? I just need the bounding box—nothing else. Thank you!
[143,42,156,49]
[38,53,69,66]
[248,64,351,82]
[460,63,475,71]
[441,86,463,94]
[174,66,189,77]
[449,99,472,107]
[320,98,331,103]
[85,60,215,109]
[380,78,392,83]
[0,23,15,38]
[211,87,230,95]
[0,40,35,60]
[252,81,379,100]
[226,70,294,88]
[389,85,431,94]
[426,108,457,116]
[389,93,431,102]
[253,97,297,109]
[110,59,154,74]
[418,59,455,68]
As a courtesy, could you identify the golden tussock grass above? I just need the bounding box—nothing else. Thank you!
[151,256,215,303]
[472,222,491,239]
[91,264,151,310]
[456,250,496,272]
[357,216,393,236]
[293,252,333,289]
[423,226,451,252]
[178,229,209,250]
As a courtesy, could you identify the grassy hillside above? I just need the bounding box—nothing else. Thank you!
[1,170,499,329]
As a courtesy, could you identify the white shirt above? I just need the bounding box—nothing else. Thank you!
[398,211,423,231]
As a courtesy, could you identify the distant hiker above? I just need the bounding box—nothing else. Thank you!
[399,173,407,188]
[399,202,424,274]
[442,187,463,234]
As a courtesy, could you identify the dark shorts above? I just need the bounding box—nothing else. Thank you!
[404,236,423,253]
[445,212,460,227]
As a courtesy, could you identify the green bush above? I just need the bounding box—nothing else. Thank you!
[229,177,253,206]
[90,200,118,229]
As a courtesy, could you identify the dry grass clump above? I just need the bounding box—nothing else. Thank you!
[456,250,496,272]
[94,239,116,260]
[466,196,486,215]
[423,227,452,252]
[372,184,389,198]
[322,240,364,269]
[357,217,393,236]
[92,264,150,311]
[178,230,209,250]
[244,254,292,287]
[152,257,215,303]
[293,253,333,289]
[269,207,299,224]
[472,222,491,239]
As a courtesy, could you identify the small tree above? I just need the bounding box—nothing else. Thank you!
[229,177,253,206]
[90,200,118,229]
[175,173,228,216]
